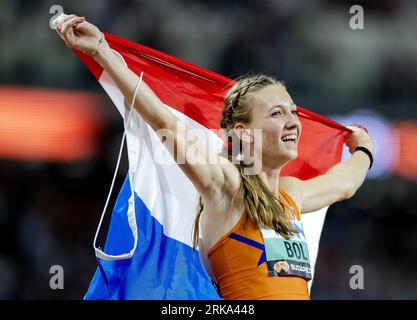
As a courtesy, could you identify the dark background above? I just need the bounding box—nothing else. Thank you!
[0,0,416,299]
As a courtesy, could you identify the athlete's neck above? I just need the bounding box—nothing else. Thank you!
[258,166,281,194]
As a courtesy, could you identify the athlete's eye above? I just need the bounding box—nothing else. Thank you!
[291,110,298,115]
[272,111,282,117]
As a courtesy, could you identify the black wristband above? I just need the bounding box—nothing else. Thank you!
[354,146,373,170]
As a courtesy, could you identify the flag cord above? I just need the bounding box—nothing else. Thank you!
[93,71,144,259]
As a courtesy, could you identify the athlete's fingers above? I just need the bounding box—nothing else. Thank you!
[354,124,368,134]
[73,20,94,33]
[346,125,359,132]
[61,22,78,48]
[55,14,76,30]
[61,16,85,34]
[55,28,66,42]
[347,124,369,134]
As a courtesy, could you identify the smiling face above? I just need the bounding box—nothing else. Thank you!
[237,84,302,168]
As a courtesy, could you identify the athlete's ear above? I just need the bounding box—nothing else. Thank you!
[233,123,253,143]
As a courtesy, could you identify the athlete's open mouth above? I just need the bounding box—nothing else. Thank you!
[281,133,297,145]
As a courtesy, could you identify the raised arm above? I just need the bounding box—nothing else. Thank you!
[280,125,374,214]
[55,14,240,201]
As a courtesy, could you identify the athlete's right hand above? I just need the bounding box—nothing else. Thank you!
[54,14,106,56]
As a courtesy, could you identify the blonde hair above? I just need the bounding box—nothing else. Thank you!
[192,73,298,251]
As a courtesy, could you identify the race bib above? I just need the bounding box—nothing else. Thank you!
[260,219,312,280]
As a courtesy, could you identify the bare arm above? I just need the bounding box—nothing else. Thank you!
[55,14,240,200]
[280,125,374,213]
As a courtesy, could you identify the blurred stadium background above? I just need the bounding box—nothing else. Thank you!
[0,0,416,299]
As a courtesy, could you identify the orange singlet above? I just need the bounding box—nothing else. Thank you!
[207,189,310,300]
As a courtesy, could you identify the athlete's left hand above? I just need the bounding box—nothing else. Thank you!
[344,124,374,155]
